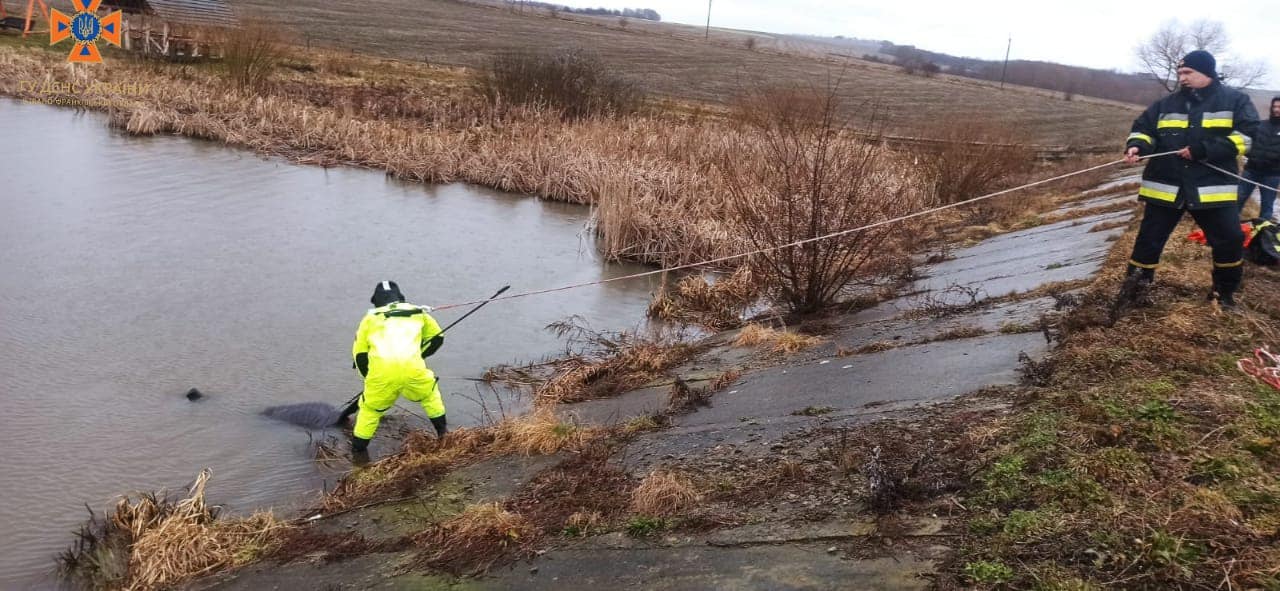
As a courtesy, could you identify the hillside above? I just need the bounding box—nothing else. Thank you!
[229,0,1137,147]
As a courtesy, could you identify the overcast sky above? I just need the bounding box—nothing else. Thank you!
[557,0,1277,88]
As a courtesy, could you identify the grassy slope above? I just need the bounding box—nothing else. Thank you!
[942,214,1280,589]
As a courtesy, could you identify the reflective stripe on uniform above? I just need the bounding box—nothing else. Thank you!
[1202,111,1234,128]
[1198,185,1238,203]
[1129,259,1160,269]
[1127,132,1153,145]
[1158,113,1189,129]
[1229,131,1251,155]
[1213,259,1244,268]
[1138,179,1179,202]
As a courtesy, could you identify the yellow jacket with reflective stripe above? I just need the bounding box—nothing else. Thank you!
[1125,81,1260,209]
[352,302,443,370]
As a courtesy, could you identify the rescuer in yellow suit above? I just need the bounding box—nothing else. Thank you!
[345,281,447,455]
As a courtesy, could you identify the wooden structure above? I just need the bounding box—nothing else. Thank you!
[0,0,50,37]
[100,0,237,58]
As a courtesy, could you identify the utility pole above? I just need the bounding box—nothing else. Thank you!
[999,35,1011,89]
[705,0,712,40]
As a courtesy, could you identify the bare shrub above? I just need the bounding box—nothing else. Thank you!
[475,49,643,119]
[720,82,926,313]
[220,23,287,91]
[918,121,1032,223]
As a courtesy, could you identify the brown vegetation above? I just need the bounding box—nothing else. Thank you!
[58,470,289,590]
[506,446,634,534]
[531,323,704,405]
[415,502,538,575]
[647,267,759,330]
[323,412,602,512]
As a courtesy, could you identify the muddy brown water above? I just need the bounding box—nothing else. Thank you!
[0,99,658,587]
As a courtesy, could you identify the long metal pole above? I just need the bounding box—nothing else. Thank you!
[1000,35,1011,89]
[704,0,711,40]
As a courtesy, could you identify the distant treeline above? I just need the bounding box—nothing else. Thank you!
[514,2,661,21]
[876,42,1166,105]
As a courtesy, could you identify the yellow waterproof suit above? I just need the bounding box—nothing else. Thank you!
[351,302,445,440]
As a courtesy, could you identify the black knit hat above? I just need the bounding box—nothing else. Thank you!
[1179,50,1218,79]
[371,280,405,307]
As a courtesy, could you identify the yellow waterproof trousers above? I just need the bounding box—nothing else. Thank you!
[353,364,445,440]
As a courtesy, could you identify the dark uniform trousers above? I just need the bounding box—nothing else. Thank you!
[1129,197,1244,294]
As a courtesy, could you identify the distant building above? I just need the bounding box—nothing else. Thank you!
[101,0,238,58]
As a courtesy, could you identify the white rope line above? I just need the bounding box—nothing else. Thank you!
[1203,161,1280,193]
[432,151,1179,312]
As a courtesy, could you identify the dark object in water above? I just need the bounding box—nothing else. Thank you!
[262,402,343,429]
[186,388,203,401]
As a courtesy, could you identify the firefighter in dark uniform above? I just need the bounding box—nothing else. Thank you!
[1123,50,1260,310]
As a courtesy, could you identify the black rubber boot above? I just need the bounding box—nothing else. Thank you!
[351,434,371,459]
[1212,266,1243,313]
[430,415,448,439]
[1123,264,1156,306]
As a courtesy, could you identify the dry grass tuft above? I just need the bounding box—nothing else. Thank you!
[735,323,823,353]
[416,502,538,575]
[59,469,289,590]
[564,510,604,533]
[493,409,599,455]
[733,323,777,347]
[631,470,700,516]
[773,331,824,353]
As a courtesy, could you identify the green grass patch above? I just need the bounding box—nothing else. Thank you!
[963,560,1014,585]
[977,454,1029,505]
[625,515,668,537]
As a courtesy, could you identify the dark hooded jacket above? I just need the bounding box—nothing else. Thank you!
[1245,97,1280,175]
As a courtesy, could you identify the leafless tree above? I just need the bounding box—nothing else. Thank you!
[718,80,925,314]
[1135,19,1268,92]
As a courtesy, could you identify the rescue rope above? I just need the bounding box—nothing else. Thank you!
[430,151,1179,312]
[1203,161,1280,193]
[1238,346,1280,390]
